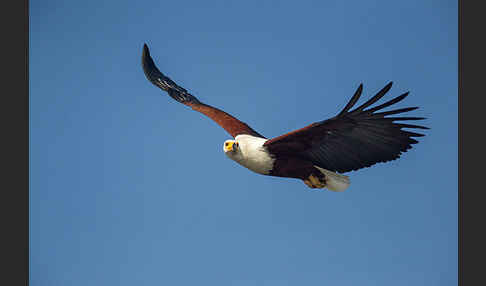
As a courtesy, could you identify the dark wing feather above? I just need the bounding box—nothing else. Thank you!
[264,82,428,173]
[141,44,264,138]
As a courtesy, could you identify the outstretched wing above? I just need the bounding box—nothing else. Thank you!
[141,44,264,138]
[264,82,428,173]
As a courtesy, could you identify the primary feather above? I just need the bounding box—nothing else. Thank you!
[264,83,428,173]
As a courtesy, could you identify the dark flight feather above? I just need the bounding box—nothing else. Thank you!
[264,83,428,173]
[141,44,264,138]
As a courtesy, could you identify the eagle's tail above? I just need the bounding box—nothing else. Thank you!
[315,166,350,192]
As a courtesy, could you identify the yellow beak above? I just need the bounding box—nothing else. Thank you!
[224,141,235,152]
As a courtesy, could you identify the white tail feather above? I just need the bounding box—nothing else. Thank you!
[314,166,350,192]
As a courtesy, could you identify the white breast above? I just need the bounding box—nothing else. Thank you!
[227,135,275,175]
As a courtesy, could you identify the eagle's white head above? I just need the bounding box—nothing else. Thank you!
[223,135,274,175]
[223,139,243,161]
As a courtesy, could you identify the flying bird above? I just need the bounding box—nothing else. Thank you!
[141,44,428,192]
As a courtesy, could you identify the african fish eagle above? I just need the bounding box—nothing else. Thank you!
[141,44,428,192]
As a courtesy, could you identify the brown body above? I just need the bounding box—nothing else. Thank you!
[270,156,323,180]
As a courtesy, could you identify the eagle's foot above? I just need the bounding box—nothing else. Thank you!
[303,179,317,188]
[304,174,327,189]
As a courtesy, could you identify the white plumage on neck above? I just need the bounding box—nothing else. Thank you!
[224,135,275,175]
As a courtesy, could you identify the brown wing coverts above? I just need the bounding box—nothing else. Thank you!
[141,44,264,138]
[264,82,428,173]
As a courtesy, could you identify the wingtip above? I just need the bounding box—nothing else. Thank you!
[382,81,393,93]
[399,91,410,99]
[141,44,152,68]
[141,43,159,74]
[384,81,393,93]
[143,43,150,55]
[141,43,163,88]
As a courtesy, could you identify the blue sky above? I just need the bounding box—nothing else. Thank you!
[30,1,457,285]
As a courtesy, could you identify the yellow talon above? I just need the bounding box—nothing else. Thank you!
[304,179,315,188]
[308,175,320,186]
[308,175,327,188]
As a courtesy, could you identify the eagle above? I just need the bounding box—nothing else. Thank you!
[141,44,428,192]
